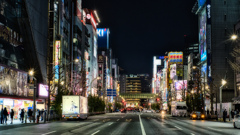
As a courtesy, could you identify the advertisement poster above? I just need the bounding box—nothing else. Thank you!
[199,10,207,62]
[175,80,187,91]
[39,84,48,97]
[62,96,80,114]
[80,96,87,114]
[170,64,176,80]
[0,65,27,97]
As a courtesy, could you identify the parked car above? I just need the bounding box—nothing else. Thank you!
[190,111,205,120]
[156,110,160,113]
[233,115,240,128]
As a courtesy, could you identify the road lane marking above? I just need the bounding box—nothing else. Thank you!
[109,122,113,125]
[139,115,146,135]
[174,126,182,130]
[117,119,119,121]
[91,130,100,135]
[207,127,222,132]
[42,131,56,135]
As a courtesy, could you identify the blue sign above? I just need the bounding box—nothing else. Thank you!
[0,100,3,105]
[198,0,206,8]
[107,89,116,97]
[97,28,110,49]
[158,56,165,59]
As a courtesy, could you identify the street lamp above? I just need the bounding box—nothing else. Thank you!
[29,69,37,123]
[220,79,227,118]
[231,34,237,40]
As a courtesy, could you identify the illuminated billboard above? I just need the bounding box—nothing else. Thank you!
[198,0,206,8]
[168,52,183,64]
[54,40,61,81]
[97,28,110,49]
[170,64,176,80]
[39,84,48,97]
[175,80,187,91]
[199,10,207,62]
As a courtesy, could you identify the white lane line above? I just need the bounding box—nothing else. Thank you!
[139,115,146,135]
[42,131,56,135]
[117,119,119,121]
[109,122,113,126]
[191,133,195,135]
[91,130,100,135]
[175,126,182,130]
[207,127,222,132]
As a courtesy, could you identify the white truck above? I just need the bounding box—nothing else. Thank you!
[62,95,88,120]
[171,101,187,117]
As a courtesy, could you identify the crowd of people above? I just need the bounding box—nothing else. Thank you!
[222,109,239,122]
[0,107,46,125]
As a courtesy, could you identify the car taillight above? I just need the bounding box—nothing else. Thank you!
[62,115,65,117]
[77,115,80,117]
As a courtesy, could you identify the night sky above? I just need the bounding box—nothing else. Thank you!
[83,0,198,76]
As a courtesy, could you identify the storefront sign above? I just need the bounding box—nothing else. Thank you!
[28,84,34,97]
[39,84,48,97]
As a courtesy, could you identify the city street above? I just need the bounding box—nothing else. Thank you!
[0,112,238,135]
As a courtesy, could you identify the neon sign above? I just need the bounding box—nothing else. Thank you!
[55,40,61,81]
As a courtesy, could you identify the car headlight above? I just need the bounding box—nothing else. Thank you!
[192,114,196,117]
[201,115,205,118]
[161,111,165,114]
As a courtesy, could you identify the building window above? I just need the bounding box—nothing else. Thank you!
[224,14,226,21]
[224,0,226,5]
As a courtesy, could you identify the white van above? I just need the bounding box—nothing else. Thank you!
[171,101,187,117]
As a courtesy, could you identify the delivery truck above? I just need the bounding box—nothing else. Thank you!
[171,101,187,117]
[62,95,88,120]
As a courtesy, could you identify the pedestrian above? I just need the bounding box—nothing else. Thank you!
[20,109,24,123]
[36,109,40,123]
[0,108,3,124]
[10,109,14,124]
[28,109,33,123]
[223,109,227,122]
[24,110,27,123]
[40,109,44,121]
[231,109,235,120]
[3,107,8,124]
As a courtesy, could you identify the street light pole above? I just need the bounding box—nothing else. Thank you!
[29,70,37,123]
[220,79,227,118]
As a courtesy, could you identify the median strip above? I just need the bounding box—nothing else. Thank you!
[42,131,56,135]
[91,130,100,135]
[139,115,146,135]
[175,126,182,130]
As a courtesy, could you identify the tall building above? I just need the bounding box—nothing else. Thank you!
[152,56,164,94]
[192,0,240,112]
[84,9,100,96]
[0,0,48,113]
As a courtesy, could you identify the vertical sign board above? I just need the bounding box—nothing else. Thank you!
[97,28,109,49]
[206,0,212,82]
[54,40,61,82]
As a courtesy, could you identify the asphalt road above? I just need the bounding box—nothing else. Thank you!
[0,112,239,135]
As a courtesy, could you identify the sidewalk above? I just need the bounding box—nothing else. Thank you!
[0,118,46,131]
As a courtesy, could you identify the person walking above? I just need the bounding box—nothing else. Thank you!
[10,109,14,124]
[0,108,3,124]
[3,107,8,124]
[28,109,33,123]
[20,109,24,123]
[231,109,235,120]
[223,109,227,122]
